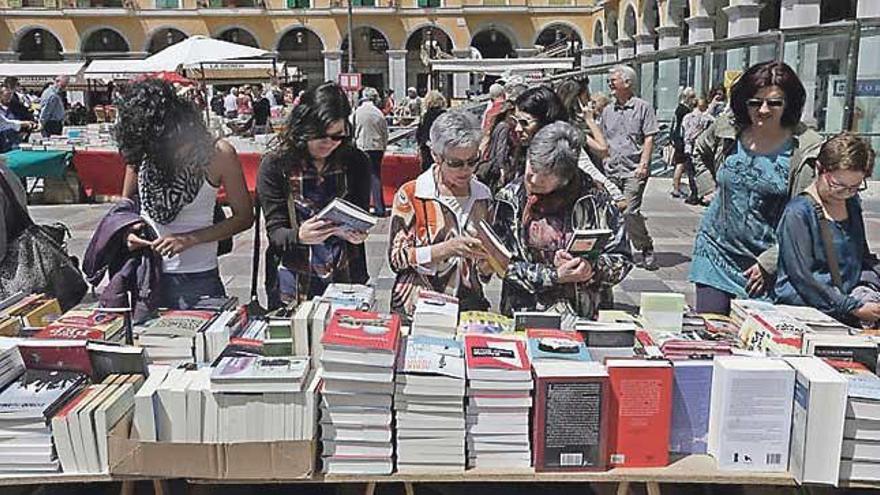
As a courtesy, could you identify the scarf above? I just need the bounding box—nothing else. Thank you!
[138,140,214,225]
[522,172,583,227]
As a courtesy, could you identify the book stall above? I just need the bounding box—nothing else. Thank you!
[0,287,879,494]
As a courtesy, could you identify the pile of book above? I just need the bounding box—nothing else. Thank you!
[319,310,400,475]
[464,335,533,469]
[0,369,87,474]
[828,359,880,482]
[135,310,216,365]
[35,309,125,342]
[576,320,636,362]
[411,291,459,338]
[458,311,513,336]
[3,295,63,333]
[395,335,466,473]
[53,374,144,473]
[731,300,814,355]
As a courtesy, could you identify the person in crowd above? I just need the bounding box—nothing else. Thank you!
[237,85,253,117]
[476,101,517,194]
[292,90,305,107]
[382,88,395,117]
[775,132,880,327]
[590,92,611,119]
[405,87,422,120]
[224,87,238,119]
[117,78,254,309]
[0,155,28,262]
[689,61,821,315]
[354,87,389,217]
[262,83,278,108]
[210,90,226,117]
[601,65,660,270]
[481,83,506,132]
[707,85,728,118]
[515,86,622,208]
[251,91,271,135]
[3,77,34,122]
[39,75,67,137]
[680,97,714,205]
[555,77,612,177]
[670,87,697,199]
[0,86,35,153]
[258,82,371,307]
[492,121,633,321]
[416,90,447,171]
[388,110,493,318]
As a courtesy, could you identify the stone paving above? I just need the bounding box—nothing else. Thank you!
[30,178,880,315]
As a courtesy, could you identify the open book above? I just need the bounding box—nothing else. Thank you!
[565,228,613,260]
[315,198,378,233]
[475,220,513,276]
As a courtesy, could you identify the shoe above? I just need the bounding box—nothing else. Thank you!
[642,250,658,271]
[684,196,700,205]
[670,190,683,199]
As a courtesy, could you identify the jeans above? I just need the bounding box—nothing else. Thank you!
[160,268,226,309]
[611,176,654,252]
[366,149,386,216]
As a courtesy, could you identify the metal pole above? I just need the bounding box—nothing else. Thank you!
[347,0,355,73]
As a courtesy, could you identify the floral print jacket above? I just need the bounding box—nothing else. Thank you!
[492,171,634,321]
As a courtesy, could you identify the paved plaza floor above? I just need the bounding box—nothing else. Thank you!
[30,178,880,315]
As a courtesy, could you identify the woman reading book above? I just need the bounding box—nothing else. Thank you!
[492,121,633,323]
[774,132,880,328]
[257,82,372,307]
[388,110,493,318]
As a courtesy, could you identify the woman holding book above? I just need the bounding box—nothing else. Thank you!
[117,78,253,309]
[388,110,493,318]
[492,121,633,322]
[257,82,372,307]
[774,132,880,328]
[689,61,822,315]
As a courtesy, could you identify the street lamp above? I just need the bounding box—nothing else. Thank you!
[347,0,354,72]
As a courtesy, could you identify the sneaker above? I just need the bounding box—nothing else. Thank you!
[670,190,683,199]
[642,250,658,271]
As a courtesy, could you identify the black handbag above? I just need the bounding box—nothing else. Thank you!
[213,202,233,256]
[0,173,87,311]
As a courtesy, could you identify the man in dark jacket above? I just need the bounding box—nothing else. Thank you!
[3,78,34,122]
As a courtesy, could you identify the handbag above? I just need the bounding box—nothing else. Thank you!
[213,202,233,256]
[0,173,87,311]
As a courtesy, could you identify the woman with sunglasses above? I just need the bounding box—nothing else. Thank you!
[492,121,633,322]
[689,61,822,315]
[388,110,492,318]
[257,82,372,307]
[775,132,880,327]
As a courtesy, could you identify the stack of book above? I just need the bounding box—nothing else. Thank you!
[411,291,459,338]
[135,310,216,365]
[0,341,24,389]
[576,320,636,362]
[6,295,62,331]
[52,374,144,473]
[197,307,246,363]
[526,329,590,362]
[395,335,466,473]
[828,359,880,482]
[464,335,533,469]
[458,311,514,336]
[35,310,125,342]
[0,369,87,474]
[321,284,376,312]
[731,300,813,355]
[319,310,400,475]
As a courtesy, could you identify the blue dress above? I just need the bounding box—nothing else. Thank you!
[689,139,793,298]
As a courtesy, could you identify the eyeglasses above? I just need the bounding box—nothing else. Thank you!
[746,98,785,109]
[443,155,481,169]
[514,114,538,129]
[318,133,348,142]
[824,172,868,193]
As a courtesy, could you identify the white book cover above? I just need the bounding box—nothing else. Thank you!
[467,379,534,392]
[211,356,308,386]
[245,399,264,442]
[133,366,169,442]
[708,357,795,472]
[310,302,332,361]
[396,411,464,429]
[292,300,315,356]
[844,418,880,442]
[324,391,393,409]
[320,406,392,427]
[784,356,847,486]
[320,347,396,368]
[77,381,123,473]
[156,369,194,442]
[303,369,321,441]
[399,335,465,380]
[322,456,393,475]
[842,439,880,461]
[323,378,393,396]
[67,383,115,473]
[412,290,459,333]
[93,378,141,472]
[185,369,212,443]
[840,459,880,481]
[322,361,393,383]
[322,440,393,457]
[321,283,376,312]
[322,425,392,443]
[202,385,219,443]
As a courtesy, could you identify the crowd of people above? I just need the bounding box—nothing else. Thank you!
[1,59,878,330]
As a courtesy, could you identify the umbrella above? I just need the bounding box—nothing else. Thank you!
[150,71,195,85]
[144,35,270,72]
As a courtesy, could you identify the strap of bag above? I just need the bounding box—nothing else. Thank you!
[802,192,843,290]
[249,201,262,301]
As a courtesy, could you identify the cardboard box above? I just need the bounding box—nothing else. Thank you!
[109,414,315,480]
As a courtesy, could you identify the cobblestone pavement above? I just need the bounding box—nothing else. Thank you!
[31,178,880,314]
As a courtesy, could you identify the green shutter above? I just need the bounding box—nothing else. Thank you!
[288,0,309,7]
[157,0,178,7]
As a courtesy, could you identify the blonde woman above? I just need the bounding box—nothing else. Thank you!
[416,90,448,170]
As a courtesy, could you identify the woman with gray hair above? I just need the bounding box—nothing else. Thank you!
[493,121,633,321]
[388,110,493,318]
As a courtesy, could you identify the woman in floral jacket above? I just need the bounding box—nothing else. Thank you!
[493,121,633,322]
[388,110,493,318]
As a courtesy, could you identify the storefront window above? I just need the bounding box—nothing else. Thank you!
[709,41,777,96]
[783,31,852,134]
[853,26,880,179]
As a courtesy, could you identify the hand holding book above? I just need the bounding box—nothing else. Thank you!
[557,254,593,284]
[298,217,339,245]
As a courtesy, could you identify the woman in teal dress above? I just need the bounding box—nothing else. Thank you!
[688,61,823,315]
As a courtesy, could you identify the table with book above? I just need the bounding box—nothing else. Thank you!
[1,286,879,493]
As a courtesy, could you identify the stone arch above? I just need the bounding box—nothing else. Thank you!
[275,25,327,55]
[14,27,64,60]
[470,24,519,58]
[81,26,131,54]
[404,22,456,52]
[533,21,585,49]
[339,24,391,52]
[340,26,390,90]
[145,27,188,55]
[641,0,660,35]
[593,19,605,47]
[277,27,325,88]
[622,2,638,38]
[405,25,454,95]
[606,9,619,43]
[213,26,260,48]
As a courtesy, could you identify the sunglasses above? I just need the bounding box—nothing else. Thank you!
[443,155,481,169]
[823,172,868,193]
[514,115,538,129]
[746,98,785,108]
[317,133,348,142]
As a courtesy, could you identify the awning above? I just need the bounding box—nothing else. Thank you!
[83,59,154,80]
[183,61,295,83]
[0,62,87,85]
[430,57,575,75]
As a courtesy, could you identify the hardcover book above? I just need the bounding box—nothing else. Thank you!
[17,340,93,375]
[669,360,713,455]
[565,228,613,260]
[464,335,530,381]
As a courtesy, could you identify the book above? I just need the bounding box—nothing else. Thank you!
[321,310,401,354]
[211,356,309,393]
[669,360,713,455]
[0,369,87,420]
[458,311,514,336]
[412,290,459,337]
[291,300,314,356]
[639,293,686,333]
[399,335,465,380]
[37,310,124,341]
[526,329,590,362]
[826,359,880,420]
[87,342,148,382]
[565,228,613,260]
[802,333,878,373]
[575,321,636,348]
[606,359,672,468]
[310,302,332,361]
[474,220,513,277]
[783,356,847,486]
[708,357,795,472]
[532,361,609,472]
[321,284,376,312]
[142,310,216,338]
[464,335,530,382]
[315,197,378,233]
[133,366,169,442]
[7,296,62,328]
[17,339,93,375]
[514,311,562,333]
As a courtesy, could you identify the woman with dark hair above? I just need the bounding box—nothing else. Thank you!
[476,100,518,194]
[118,78,253,309]
[689,61,822,315]
[492,121,633,322]
[257,82,372,307]
[555,78,609,161]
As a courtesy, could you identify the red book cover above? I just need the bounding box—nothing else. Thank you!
[17,341,93,376]
[464,335,530,372]
[321,310,401,353]
[34,326,104,341]
[606,360,673,468]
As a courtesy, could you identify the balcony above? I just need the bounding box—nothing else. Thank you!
[196,0,263,6]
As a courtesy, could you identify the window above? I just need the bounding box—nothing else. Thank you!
[287,0,309,6]
[417,0,440,6]
[156,0,179,6]
[351,0,376,6]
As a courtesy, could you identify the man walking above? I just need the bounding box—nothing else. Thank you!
[354,87,389,217]
[600,65,660,270]
[39,75,68,137]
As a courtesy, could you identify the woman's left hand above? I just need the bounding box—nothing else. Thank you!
[743,263,768,296]
[152,234,197,258]
[336,228,369,245]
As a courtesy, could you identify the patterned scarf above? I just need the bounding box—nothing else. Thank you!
[138,140,214,225]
